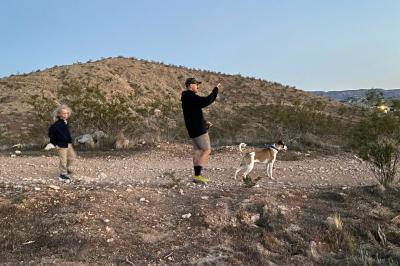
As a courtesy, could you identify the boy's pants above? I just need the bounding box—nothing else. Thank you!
[57,144,76,175]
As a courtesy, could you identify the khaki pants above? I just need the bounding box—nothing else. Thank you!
[57,144,76,175]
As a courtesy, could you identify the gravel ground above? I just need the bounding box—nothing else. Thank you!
[0,144,376,190]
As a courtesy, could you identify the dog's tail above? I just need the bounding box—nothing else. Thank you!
[239,143,247,153]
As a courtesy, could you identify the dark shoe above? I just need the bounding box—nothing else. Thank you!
[59,174,71,183]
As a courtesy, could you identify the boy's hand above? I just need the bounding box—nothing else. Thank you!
[206,121,213,129]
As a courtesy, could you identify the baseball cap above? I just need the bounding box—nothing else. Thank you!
[185,77,202,87]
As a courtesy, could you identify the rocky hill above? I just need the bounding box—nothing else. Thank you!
[0,57,360,149]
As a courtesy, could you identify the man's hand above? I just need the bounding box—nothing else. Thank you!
[216,83,221,89]
[206,121,213,129]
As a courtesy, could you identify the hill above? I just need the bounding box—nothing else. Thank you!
[311,89,400,103]
[0,57,361,150]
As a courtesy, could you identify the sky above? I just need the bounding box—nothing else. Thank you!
[0,1,399,91]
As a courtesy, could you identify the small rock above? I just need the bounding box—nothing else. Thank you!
[15,150,22,155]
[182,213,191,219]
[251,214,260,223]
[201,196,209,200]
[103,219,110,223]
[34,187,41,191]
[106,238,114,243]
[48,185,60,190]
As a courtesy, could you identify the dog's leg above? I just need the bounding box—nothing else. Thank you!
[266,163,271,178]
[234,167,242,179]
[269,160,275,180]
[243,154,255,179]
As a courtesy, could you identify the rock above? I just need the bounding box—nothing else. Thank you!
[48,185,60,190]
[103,219,110,223]
[201,196,209,200]
[44,143,55,150]
[182,213,192,219]
[75,134,95,148]
[251,214,260,223]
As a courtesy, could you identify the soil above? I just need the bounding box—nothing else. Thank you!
[1,144,399,265]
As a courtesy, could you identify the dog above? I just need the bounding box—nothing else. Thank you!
[234,141,287,180]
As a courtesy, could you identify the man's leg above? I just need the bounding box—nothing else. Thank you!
[198,149,211,166]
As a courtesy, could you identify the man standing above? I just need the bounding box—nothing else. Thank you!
[181,77,221,184]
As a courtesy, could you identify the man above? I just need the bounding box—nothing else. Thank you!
[181,77,221,184]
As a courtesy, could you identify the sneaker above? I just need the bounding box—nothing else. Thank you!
[59,174,71,183]
[193,175,209,184]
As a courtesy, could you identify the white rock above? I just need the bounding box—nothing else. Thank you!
[182,213,192,219]
[44,143,55,150]
[48,185,60,190]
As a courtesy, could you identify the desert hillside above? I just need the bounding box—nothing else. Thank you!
[0,57,360,149]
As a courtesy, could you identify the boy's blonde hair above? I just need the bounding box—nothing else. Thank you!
[53,104,72,121]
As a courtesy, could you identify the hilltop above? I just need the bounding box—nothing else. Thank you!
[0,57,360,150]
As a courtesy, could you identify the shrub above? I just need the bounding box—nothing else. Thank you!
[351,111,400,186]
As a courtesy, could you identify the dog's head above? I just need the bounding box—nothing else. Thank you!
[276,140,288,151]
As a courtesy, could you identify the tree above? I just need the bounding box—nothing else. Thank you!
[351,111,400,186]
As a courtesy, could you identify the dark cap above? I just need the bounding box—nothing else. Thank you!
[185,77,202,87]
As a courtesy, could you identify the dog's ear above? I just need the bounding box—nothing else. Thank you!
[277,140,284,145]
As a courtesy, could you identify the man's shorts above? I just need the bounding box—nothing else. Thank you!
[192,133,211,150]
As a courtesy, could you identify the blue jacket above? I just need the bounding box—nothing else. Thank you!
[48,119,73,148]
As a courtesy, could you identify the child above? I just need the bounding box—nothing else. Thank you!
[48,104,76,182]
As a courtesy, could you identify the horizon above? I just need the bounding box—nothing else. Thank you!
[1,1,399,91]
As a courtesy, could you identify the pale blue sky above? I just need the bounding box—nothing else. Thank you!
[0,0,399,91]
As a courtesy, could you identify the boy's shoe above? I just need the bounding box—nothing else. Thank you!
[59,174,71,183]
[193,175,209,184]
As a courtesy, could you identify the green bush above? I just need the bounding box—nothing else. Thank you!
[351,111,400,186]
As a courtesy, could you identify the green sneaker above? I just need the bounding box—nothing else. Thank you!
[193,175,209,184]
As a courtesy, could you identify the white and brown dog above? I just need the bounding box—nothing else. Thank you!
[234,141,287,180]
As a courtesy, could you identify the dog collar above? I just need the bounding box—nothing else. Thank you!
[270,145,279,151]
